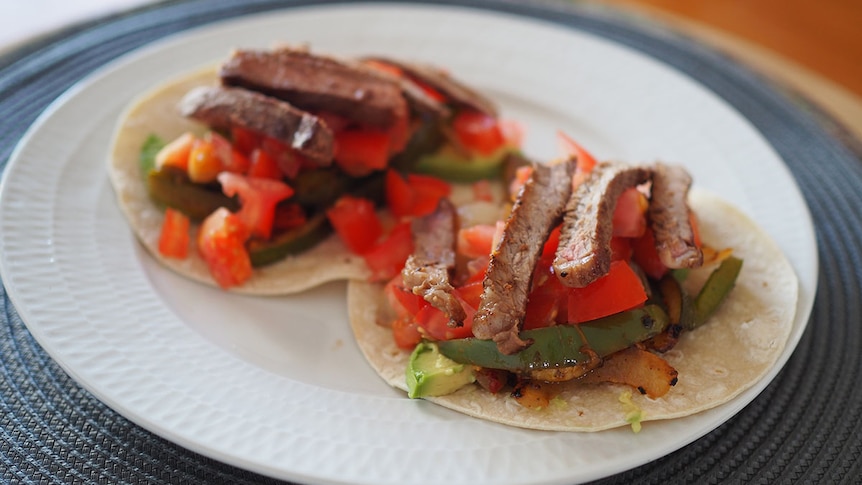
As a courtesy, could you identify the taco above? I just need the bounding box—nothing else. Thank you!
[347,157,798,431]
[108,46,522,293]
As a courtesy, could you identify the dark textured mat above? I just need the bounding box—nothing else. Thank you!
[1,1,860,483]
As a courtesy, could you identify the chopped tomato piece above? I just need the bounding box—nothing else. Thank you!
[610,236,633,261]
[385,170,451,218]
[613,187,648,238]
[334,129,392,176]
[197,207,252,289]
[155,132,196,171]
[632,226,668,280]
[524,272,567,329]
[415,304,473,341]
[567,260,647,324]
[247,148,283,179]
[508,165,533,200]
[326,195,383,254]
[452,110,506,156]
[472,179,495,202]
[230,126,261,156]
[218,172,294,240]
[362,222,414,281]
[457,224,497,259]
[385,276,425,318]
[557,131,597,175]
[261,136,304,179]
[187,137,221,183]
[157,208,190,259]
[499,119,526,148]
[207,131,250,174]
[541,225,561,261]
[392,316,423,350]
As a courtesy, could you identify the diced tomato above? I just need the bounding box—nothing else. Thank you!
[155,132,196,171]
[452,110,506,156]
[524,273,567,330]
[610,236,633,261]
[316,112,352,133]
[385,170,451,218]
[387,108,411,155]
[247,148,283,179]
[508,165,532,200]
[557,131,597,175]
[207,131,250,174]
[457,224,497,259]
[363,59,405,77]
[613,187,648,238]
[464,257,489,284]
[567,260,647,324]
[197,207,252,289]
[415,304,473,341]
[454,280,484,312]
[631,226,668,280]
[334,129,392,176]
[261,136,304,179]
[392,316,423,350]
[157,208,190,259]
[326,195,383,254]
[271,202,307,232]
[218,172,294,240]
[385,276,425,317]
[230,126,262,156]
[362,222,414,281]
[541,225,561,261]
[187,137,221,183]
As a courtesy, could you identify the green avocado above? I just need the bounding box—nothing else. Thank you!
[412,145,517,183]
[406,342,476,399]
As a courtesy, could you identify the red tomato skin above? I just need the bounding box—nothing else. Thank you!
[207,131,250,174]
[557,131,597,174]
[230,126,262,156]
[158,208,190,259]
[218,172,294,240]
[197,207,253,289]
[247,149,283,179]
[452,111,506,156]
[326,196,383,254]
[566,260,647,324]
[334,129,391,176]
[155,132,195,171]
[631,226,669,280]
[457,224,497,259]
[392,316,423,350]
[385,169,414,218]
[385,170,451,218]
[362,222,414,282]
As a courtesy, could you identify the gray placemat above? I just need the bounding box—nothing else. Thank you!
[1,1,860,483]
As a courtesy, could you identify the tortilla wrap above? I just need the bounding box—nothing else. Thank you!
[348,189,798,431]
[108,67,370,294]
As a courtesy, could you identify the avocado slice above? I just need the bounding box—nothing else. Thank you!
[406,341,476,398]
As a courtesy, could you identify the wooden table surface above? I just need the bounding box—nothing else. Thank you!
[592,0,862,140]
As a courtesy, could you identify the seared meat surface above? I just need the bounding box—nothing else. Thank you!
[472,158,576,355]
[179,85,334,166]
[649,163,703,269]
[220,47,408,129]
[402,198,466,325]
[553,162,651,287]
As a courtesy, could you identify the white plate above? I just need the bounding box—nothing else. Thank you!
[0,4,817,485]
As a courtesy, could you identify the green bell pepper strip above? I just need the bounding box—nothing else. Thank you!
[692,256,743,328]
[247,212,332,267]
[436,305,669,372]
[146,167,239,221]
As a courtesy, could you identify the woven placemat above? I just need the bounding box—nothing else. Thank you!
[1,1,860,483]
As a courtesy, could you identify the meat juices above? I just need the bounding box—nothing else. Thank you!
[402,198,466,325]
[554,162,652,288]
[472,158,576,355]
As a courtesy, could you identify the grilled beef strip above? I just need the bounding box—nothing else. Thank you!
[220,48,408,129]
[363,57,498,117]
[472,158,576,355]
[553,161,652,288]
[648,163,703,269]
[179,85,334,166]
[401,198,466,325]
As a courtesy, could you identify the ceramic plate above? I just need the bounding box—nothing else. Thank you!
[0,4,816,484]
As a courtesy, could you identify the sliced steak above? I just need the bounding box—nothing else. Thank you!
[472,158,576,355]
[648,163,703,269]
[401,198,465,325]
[220,48,407,129]
[364,57,498,117]
[554,162,651,287]
[179,85,333,166]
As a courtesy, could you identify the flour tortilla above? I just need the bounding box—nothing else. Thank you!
[348,190,798,431]
[108,67,371,294]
